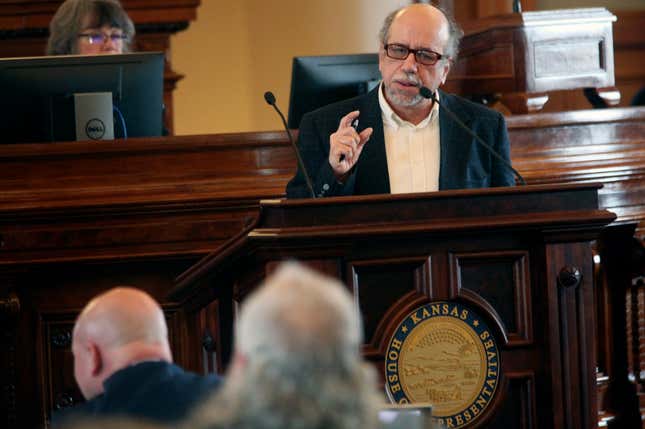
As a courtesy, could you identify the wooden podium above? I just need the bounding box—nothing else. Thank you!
[171,183,615,429]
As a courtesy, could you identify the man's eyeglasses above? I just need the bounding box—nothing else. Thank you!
[384,44,445,66]
[77,32,128,45]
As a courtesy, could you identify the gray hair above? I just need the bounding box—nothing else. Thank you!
[46,0,135,55]
[378,4,464,61]
[189,262,382,429]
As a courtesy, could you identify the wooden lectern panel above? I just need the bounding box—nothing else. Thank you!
[171,183,614,429]
[452,250,531,344]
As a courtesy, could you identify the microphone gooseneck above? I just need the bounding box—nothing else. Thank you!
[419,87,526,186]
[264,91,316,198]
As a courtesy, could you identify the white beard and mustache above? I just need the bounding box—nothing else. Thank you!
[384,72,425,107]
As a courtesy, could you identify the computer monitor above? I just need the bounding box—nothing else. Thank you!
[0,52,164,144]
[287,53,381,129]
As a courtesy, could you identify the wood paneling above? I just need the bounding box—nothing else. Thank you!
[445,0,538,21]
[596,224,643,428]
[452,251,532,345]
[0,1,199,30]
[171,183,612,429]
[506,107,645,239]
[0,106,644,427]
[350,257,431,354]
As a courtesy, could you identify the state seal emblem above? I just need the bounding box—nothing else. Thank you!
[385,301,500,428]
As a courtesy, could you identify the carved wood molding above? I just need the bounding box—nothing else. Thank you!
[0,132,293,212]
[0,107,642,264]
[613,10,645,50]
[447,8,618,113]
[0,292,20,318]
[0,0,199,33]
[507,107,645,238]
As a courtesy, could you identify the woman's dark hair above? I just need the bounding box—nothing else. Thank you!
[46,0,135,55]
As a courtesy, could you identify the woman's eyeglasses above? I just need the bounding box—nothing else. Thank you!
[77,32,128,45]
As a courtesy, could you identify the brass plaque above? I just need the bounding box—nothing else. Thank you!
[385,302,500,428]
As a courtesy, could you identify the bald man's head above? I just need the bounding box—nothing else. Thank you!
[378,4,463,60]
[72,287,172,399]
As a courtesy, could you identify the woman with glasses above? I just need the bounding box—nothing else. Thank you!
[47,0,134,55]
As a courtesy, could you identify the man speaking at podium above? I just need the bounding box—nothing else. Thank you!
[286,3,515,199]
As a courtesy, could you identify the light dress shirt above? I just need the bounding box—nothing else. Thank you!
[378,83,440,194]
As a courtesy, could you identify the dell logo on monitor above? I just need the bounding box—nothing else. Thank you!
[85,118,106,140]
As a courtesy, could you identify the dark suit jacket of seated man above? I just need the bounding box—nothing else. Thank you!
[53,360,221,426]
[285,86,515,198]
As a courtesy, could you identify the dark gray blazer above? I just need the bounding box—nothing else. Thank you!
[52,361,221,427]
[286,87,515,198]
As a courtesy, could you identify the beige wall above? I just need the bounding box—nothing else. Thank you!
[171,0,404,135]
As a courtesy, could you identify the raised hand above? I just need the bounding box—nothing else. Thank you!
[328,110,373,179]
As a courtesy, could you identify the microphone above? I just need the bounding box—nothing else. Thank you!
[264,91,316,198]
[419,87,526,185]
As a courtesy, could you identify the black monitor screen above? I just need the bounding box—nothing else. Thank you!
[0,52,164,144]
[287,53,381,129]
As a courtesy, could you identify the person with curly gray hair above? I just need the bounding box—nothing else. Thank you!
[187,262,382,429]
[47,0,135,55]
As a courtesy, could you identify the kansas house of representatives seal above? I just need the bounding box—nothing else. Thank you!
[385,301,500,428]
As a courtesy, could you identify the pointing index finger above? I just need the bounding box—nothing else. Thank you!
[338,110,361,130]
